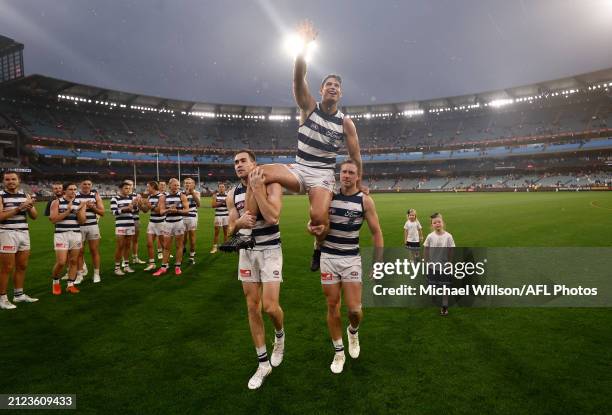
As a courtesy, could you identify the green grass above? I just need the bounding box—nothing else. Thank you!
[1,192,611,414]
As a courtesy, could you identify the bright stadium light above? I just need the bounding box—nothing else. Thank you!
[488,98,514,108]
[283,33,317,62]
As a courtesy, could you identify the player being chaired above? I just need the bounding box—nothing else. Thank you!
[225,150,285,390]
[310,159,383,374]
[235,20,363,271]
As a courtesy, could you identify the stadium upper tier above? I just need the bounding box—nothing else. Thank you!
[0,69,611,154]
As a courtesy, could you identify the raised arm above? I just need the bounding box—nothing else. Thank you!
[293,20,317,118]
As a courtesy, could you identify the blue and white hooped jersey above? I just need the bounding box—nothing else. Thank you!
[0,190,29,231]
[75,190,99,226]
[185,192,198,218]
[233,183,280,249]
[148,193,165,224]
[321,191,364,256]
[214,192,228,217]
[164,192,184,223]
[296,102,345,170]
[110,195,135,228]
[55,197,82,233]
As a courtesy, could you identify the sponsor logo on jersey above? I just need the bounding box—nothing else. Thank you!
[240,268,252,277]
[324,129,342,143]
[2,245,16,251]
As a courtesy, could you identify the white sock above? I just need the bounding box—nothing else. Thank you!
[0,294,7,301]
[332,338,344,355]
[256,345,270,367]
[275,328,285,344]
[94,269,100,276]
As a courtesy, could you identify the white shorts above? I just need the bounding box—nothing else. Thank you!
[285,163,335,193]
[184,216,198,231]
[0,230,30,253]
[214,216,229,227]
[147,222,165,236]
[238,248,283,283]
[54,232,83,251]
[115,227,135,236]
[163,220,185,237]
[320,253,362,285]
[80,224,101,241]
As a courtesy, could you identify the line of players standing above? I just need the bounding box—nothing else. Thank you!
[0,171,231,308]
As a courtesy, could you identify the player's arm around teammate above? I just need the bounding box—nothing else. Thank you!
[227,150,286,389]
[248,168,282,225]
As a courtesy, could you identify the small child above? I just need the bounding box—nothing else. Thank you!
[423,212,455,316]
[403,209,423,260]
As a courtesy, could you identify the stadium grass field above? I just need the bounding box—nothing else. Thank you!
[1,192,611,414]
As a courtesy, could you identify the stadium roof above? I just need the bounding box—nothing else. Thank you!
[1,67,611,116]
[0,34,24,54]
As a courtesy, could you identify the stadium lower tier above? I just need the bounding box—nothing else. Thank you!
[27,137,612,164]
[21,171,611,198]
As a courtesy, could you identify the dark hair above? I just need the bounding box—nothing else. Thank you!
[81,177,93,184]
[119,181,131,188]
[430,212,442,220]
[321,74,342,88]
[147,181,159,190]
[64,182,77,189]
[2,171,20,180]
[235,149,256,162]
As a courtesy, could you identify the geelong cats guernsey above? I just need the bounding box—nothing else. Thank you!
[321,191,364,256]
[164,192,184,223]
[214,192,228,218]
[0,191,29,231]
[233,183,280,249]
[54,197,81,233]
[296,102,345,170]
[76,190,99,226]
[110,194,135,228]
